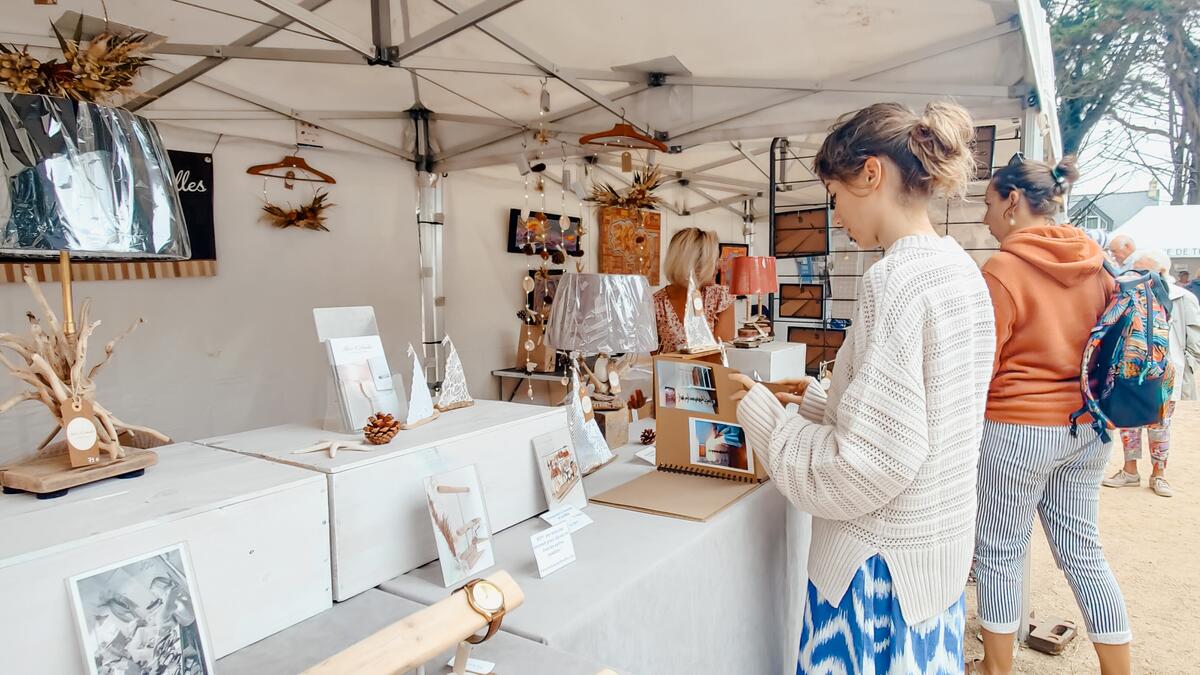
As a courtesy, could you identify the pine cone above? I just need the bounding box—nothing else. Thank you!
[640,428,656,445]
[363,412,400,445]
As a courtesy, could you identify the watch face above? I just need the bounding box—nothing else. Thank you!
[471,581,504,612]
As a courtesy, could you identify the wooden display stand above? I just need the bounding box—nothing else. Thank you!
[1,449,157,499]
[304,571,526,675]
[593,409,629,448]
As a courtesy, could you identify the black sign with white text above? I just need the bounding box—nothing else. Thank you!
[167,150,216,261]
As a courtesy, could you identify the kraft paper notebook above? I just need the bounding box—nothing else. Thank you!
[591,354,779,522]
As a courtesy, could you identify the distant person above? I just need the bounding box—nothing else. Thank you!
[973,154,1131,674]
[1105,249,1200,496]
[653,227,734,353]
[1179,270,1191,286]
[1108,234,1136,270]
[1188,270,1200,301]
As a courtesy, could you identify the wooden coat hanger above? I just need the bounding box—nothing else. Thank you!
[579,119,667,152]
[246,152,337,188]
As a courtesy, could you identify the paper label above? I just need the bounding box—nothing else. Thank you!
[446,656,496,674]
[635,445,657,465]
[693,295,704,311]
[62,400,100,467]
[608,370,622,394]
[531,524,576,578]
[540,505,593,533]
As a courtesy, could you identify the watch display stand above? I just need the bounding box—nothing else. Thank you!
[303,571,525,674]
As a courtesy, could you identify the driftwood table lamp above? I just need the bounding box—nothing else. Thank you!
[0,94,190,498]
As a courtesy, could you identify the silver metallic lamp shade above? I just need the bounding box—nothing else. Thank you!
[0,94,190,260]
[546,273,658,354]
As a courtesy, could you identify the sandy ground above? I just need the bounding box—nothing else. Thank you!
[963,401,1200,674]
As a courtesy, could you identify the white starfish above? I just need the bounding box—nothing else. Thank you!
[291,440,373,459]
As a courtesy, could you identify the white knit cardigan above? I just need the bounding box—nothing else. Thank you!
[737,235,996,624]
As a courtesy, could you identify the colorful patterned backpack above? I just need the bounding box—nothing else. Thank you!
[1071,261,1174,442]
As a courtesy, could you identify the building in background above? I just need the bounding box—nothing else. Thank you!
[1112,205,1200,276]
[1070,182,1160,231]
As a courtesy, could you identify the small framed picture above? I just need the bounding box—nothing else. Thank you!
[425,465,496,587]
[717,243,749,286]
[689,418,754,474]
[67,544,214,675]
[507,209,581,254]
[532,429,587,511]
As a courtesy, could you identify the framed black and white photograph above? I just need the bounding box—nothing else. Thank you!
[67,544,214,675]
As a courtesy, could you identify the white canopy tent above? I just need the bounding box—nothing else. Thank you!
[1,0,1061,217]
[1114,205,1200,260]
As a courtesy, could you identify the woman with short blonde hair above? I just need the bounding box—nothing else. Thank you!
[653,227,734,353]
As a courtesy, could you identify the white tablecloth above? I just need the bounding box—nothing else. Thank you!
[380,422,812,675]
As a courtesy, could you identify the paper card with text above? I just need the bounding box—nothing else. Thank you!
[530,524,576,578]
[539,505,593,533]
[445,656,496,674]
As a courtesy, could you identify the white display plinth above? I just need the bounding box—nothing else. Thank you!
[725,341,808,381]
[201,400,568,600]
[0,442,331,674]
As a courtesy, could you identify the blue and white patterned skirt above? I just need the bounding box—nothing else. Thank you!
[798,555,965,674]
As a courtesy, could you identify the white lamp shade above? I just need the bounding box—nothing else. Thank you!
[546,273,658,354]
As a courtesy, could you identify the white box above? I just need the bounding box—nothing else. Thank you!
[725,341,808,381]
[0,442,331,674]
[202,400,568,600]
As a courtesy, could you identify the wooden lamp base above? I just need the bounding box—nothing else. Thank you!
[1,448,158,500]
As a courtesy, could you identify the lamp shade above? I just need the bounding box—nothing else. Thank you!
[729,256,778,296]
[0,94,190,260]
[546,273,658,354]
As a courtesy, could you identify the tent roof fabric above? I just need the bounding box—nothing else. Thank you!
[1114,206,1200,259]
[0,0,1060,203]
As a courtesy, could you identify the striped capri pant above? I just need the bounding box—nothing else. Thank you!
[974,420,1131,644]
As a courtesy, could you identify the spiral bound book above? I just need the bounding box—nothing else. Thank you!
[591,354,774,521]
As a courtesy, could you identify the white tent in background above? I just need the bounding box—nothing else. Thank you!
[1113,206,1200,259]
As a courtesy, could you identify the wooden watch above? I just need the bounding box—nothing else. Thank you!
[459,579,506,644]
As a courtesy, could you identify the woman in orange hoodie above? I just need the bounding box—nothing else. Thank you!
[972,155,1130,675]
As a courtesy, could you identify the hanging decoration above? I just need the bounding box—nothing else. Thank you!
[0,19,158,103]
[261,191,333,231]
[588,165,666,211]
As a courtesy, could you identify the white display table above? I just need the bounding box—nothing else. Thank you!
[201,400,568,600]
[0,442,331,673]
[219,589,621,675]
[380,421,811,675]
[724,340,808,381]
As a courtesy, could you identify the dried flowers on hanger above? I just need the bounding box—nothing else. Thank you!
[588,165,665,210]
[0,20,158,103]
[262,191,333,231]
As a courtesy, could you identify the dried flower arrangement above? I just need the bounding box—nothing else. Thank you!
[262,191,333,231]
[588,165,666,210]
[0,20,158,103]
[0,267,169,460]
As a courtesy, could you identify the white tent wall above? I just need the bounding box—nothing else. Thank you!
[0,130,420,461]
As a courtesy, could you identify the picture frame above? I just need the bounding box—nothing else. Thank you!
[773,207,829,258]
[776,283,824,320]
[597,206,662,284]
[716,243,749,287]
[532,428,587,511]
[425,465,496,587]
[507,208,581,254]
[786,326,847,373]
[67,543,215,675]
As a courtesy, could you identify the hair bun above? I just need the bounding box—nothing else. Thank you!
[906,102,976,198]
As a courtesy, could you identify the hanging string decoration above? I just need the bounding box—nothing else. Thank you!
[261,191,334,231]
[0,19,159,102]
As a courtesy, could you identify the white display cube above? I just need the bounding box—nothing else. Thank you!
[202,400,568,600]
[0,442,331,674]
[725,341,808,381]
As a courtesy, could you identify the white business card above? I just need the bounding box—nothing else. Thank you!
[445,656,496,674]
[530,524,576,578]
[635,445,656,465]
[539,505,593,533]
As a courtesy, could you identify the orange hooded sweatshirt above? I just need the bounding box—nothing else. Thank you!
[981,225,1114,426]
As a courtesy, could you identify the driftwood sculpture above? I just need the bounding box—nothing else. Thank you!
[0,267,168,460]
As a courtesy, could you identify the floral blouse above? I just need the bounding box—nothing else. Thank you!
[653,284,734,353]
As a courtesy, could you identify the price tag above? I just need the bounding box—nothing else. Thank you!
[579,386,594,422]
[608,370,622,394]
[531,524,576,578]
[62,400,101,468]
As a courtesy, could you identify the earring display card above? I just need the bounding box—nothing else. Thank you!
[327,335,403,432]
